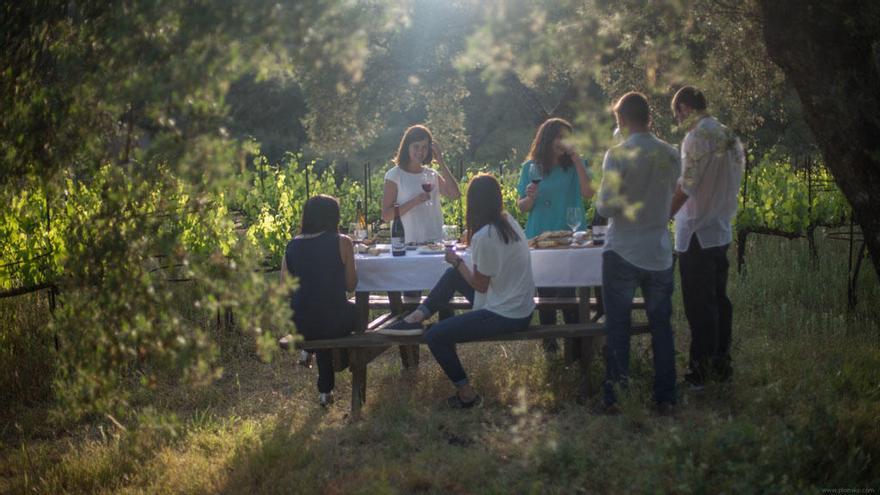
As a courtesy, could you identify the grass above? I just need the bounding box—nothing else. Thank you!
[1,232,879,494]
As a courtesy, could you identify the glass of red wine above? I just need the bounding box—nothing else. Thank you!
[529,162,543,185]
[422,170,434,207]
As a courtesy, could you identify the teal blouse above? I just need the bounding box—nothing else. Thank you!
[516,159,590,239]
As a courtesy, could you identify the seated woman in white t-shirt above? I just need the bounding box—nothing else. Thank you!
[382,174,536,408]
[381,125,461,243]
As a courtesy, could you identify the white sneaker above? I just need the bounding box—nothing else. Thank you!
[318,392,334,407]
[297,350,313,368]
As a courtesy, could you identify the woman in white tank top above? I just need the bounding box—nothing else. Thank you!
[381,125,461,243]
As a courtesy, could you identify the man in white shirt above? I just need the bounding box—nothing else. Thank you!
[597,92,680,413]
[669,86,745,390]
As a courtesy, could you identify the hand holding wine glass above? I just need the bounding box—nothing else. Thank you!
[422,169,435,207]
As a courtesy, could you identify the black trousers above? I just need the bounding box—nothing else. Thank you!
[297,302,359,394]
[679,235,733,382]
[537,287,579,353]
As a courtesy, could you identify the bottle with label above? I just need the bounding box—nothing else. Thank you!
[591,209,608,246]
[391,204,406,257]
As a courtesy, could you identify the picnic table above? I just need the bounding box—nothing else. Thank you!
[302,244,648,415]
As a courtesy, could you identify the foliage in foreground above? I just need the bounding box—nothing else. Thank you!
[1,235,878,494]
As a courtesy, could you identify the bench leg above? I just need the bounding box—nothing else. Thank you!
[399,344,420,370]
[350,349,367,417]
[563,337,581,364]
[579,336,599,400]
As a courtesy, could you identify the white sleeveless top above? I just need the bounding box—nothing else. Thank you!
[384,165,444,243]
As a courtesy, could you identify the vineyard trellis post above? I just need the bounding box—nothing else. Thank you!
[304,164,310,199]
[736,151,753,273]
[457,159,464,232]
[364,161,371,227]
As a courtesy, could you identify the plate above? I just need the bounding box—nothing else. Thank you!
[416,245,445,255]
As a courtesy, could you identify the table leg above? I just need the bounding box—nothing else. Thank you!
[389,291,420,370]
[578,287,597,399]
[564,287,593,364]
[355,292,370,333]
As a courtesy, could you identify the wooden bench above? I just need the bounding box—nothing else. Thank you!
[300,315,651,416]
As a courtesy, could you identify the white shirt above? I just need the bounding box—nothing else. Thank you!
[596,132,680,271]
[384,166,444,244]
[674,116,745,252]
[471,213,536,319]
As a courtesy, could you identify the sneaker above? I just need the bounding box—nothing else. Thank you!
[318,392,334,407]
[446,393,482,409]
[377,319,424,336]
[298,350,313,368]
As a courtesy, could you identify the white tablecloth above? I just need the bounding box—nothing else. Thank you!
[355,245,603,292]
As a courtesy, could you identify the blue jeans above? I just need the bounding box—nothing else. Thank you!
[425,308,532,386]
[602,250,676,405]
[418,267,475,317]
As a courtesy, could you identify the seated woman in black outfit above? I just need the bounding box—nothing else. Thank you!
[279,195,358,407]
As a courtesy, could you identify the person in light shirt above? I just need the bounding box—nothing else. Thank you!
[382,174,536,409]
[596,92,680,414]
[669,86,745,390]
[381,124,461,244]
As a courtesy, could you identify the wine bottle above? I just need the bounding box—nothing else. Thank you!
[391,204,406,257]
[591,209,608,245]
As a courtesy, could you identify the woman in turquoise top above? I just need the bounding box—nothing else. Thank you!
[516,118,595,354]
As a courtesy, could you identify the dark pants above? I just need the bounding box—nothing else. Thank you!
[420,267,475,316]
[602,250,676,405]
[679,236,733,383]
[426,309,532,386]
[536,287,579,353]
[296,302,359,394]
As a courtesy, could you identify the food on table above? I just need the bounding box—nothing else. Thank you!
[572,230,590,243]
[529,235,574,249]
[366,246,389,256]
[535,230,572,241]
[416,243,445,254]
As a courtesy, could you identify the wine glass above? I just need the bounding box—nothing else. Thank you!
[349,222,368,245]
[443,224,459,251]
[422,169,434,207]
[528,162,543,185]
[566,207,581,239]
[355,226,368,243]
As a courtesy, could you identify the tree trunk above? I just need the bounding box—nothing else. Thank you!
[758,0,880,281]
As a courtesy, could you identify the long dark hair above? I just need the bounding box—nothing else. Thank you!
[393,124,433,167]
[466,174,519,245]
[526,118,573,175]
[300,195,340,234]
